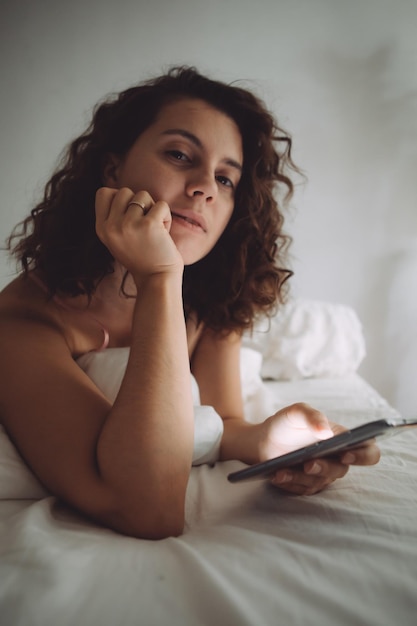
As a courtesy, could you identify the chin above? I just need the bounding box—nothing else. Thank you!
[182,252,207,266]
[180,251,208,265]
[175,243,211,266]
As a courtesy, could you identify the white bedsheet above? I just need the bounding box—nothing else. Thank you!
[1,373,416,626]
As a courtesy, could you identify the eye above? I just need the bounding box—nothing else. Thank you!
[216,175,234,189]
[166,150,190,162]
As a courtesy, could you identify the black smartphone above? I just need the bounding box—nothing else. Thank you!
[227,418,417,483]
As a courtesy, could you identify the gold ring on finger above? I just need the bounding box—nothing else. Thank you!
[127,201,147,215]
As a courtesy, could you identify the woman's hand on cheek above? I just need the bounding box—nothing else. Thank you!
[95,187,184,284]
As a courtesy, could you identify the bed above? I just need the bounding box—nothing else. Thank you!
[1,299,416,626]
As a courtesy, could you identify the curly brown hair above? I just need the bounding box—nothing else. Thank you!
[7,66,299,333]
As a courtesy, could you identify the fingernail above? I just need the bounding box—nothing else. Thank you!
[273,472,292,484]
[318,427,334,439]
[342,452,355,464]
[306,462,321,475]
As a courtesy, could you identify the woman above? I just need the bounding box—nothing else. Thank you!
[0,67,379,539]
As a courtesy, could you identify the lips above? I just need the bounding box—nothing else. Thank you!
[171,210,207,232]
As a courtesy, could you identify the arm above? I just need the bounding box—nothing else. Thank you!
[191,330,332,464]
[97,273,194,535]
[191,328,380,495]
[0,189,194,539]
[190,328,253,461]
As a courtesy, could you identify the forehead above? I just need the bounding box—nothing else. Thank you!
[148,98,243,158]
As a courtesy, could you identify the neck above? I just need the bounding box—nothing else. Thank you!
[88,268,137,348]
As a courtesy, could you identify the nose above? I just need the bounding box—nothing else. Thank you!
[185,168,217,201]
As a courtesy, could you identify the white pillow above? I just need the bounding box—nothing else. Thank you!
[0,426,49,500]
[243,298,366,380]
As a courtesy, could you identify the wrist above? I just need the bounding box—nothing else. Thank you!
[220,419,262,465]
[130,270,186,345]
[134,269,184,295]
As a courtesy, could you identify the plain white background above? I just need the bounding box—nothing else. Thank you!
[1,0,416,416]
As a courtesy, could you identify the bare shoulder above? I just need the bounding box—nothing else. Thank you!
[0,275,65,337]
[0,276,74,379]
[0,276,114,518]
[0,276,98,431]
[0,286,69,366]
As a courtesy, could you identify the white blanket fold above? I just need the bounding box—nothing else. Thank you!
[77,348,225,465]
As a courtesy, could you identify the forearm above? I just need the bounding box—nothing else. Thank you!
[219,418,262,465]
[97,274,194,536]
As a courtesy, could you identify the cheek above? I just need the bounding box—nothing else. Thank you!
[214,206,234,238]
[117,159,169,196]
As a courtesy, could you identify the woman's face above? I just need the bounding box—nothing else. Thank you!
[106,98,243,264]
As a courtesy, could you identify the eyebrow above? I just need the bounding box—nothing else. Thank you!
[161,128,243,173]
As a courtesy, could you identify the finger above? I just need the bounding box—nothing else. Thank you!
[95,187,118,222]
[126,200,147,215]
[124,193,173,234]
[97,188,134,238]
[271,457,349,489]
[125,190,155,216]
[340,441,381,466]
[95,188,133,246]
[95,187,120,243]
[285,403,334,439]
[145,200,173,231]
[270,470,334,495]
[304,457,350,480]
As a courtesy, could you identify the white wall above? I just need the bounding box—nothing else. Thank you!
[1,0,416,415]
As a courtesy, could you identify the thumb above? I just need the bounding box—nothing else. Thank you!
[285,404,333,440]
[146,200,173,232]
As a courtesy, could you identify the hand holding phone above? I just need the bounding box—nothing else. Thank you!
[227,418,417,483]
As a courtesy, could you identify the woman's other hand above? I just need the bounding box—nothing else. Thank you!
[258,404,381,495]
